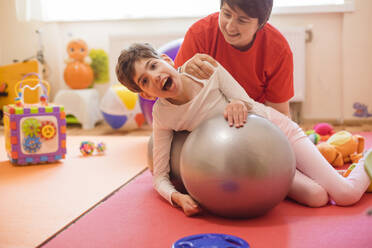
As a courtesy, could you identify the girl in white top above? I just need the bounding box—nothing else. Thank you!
[116,43,371,217]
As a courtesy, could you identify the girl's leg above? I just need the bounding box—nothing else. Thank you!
[288,169,329,207]
[267,108,370,206]
[291,135,370,206]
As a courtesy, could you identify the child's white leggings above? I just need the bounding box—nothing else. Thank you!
[268,108,371,207]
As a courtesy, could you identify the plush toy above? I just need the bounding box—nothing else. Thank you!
[316,131,365,167]
[64,39,94,89]
[305,130,320,144]
[89,49,109,84]
[313,122,334,141]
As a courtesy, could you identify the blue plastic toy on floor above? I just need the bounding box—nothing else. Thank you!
[172,233,249,248]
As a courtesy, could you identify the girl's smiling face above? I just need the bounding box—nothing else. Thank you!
[133,55,183,101]
[219,2,260,50]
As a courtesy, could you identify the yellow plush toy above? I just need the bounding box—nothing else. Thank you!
[316,131,365,167]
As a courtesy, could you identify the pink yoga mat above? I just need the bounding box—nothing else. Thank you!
[43,132,372,248]
[42,170,372,248]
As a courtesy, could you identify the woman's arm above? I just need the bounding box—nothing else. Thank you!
[174,25,217,80]
[265,100,291,118]
[264,50,294,117]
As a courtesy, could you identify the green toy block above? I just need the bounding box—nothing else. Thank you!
[15,107,24,114]
[45,106,53,113]
[30,107,39,114]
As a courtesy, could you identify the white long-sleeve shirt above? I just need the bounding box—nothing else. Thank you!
[152,64,270,204]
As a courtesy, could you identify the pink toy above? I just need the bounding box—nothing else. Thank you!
[313,122,334,141]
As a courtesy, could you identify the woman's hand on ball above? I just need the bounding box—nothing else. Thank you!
[172,192,202,217]
[224,100,248,128]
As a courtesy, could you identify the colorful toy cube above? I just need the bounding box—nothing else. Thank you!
[3,104,66,165]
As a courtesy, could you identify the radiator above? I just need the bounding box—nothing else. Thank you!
[279,26,308,102]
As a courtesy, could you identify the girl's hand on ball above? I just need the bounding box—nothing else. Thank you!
[181,194,202,217]
[224,100,248,128]
[172,192,202,217]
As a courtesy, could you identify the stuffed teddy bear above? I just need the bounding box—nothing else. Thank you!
[316,131,365,167]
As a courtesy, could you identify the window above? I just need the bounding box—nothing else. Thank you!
[273,0,354,14]
[15,0,354,22]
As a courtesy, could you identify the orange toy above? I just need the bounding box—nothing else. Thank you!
[64,39,94,89]
[317,131,364,167]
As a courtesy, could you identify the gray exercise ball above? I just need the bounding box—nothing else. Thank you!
[169,131,189,192]
[147,131,189,192]
[180,114,296,218]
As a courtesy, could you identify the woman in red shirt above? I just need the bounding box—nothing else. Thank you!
[175,0,293,117]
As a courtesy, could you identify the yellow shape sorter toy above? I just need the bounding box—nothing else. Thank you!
[3,73,66,165]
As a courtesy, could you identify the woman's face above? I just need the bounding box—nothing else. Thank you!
[219,2,260,50]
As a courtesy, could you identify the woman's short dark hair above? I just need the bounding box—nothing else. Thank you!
[220,0,273,27]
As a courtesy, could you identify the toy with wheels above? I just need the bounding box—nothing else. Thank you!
[3,73,66,165]
[138,39,184,125]
[100,83,145,130]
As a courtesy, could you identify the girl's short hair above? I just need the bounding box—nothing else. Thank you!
[220,0,273,27]
[116,43,160,92]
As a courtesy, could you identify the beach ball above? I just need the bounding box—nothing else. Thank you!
[100,84,145,130]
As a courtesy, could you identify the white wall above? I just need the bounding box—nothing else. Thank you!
[0,1,42,65]
[342,0,372,121]
[1,0,371,122]
[271,13,344,121]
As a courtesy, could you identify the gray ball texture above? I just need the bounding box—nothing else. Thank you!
[180,114,296,218]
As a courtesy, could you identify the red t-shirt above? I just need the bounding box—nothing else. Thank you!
[174,12,294,103]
